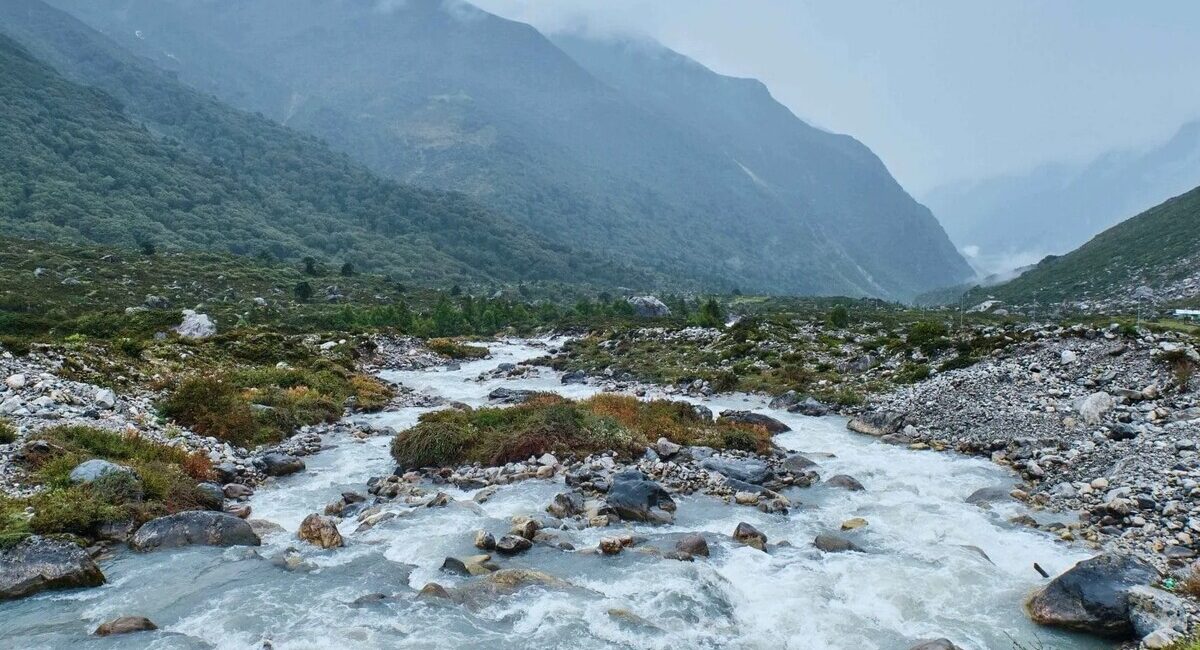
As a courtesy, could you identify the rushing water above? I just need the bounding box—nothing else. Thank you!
[2,340,1113,649]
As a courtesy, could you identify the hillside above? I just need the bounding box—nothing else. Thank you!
[0,6,642,289]
[42,0,972,298]
[966,185,1200,306]
[925,120,1200,274]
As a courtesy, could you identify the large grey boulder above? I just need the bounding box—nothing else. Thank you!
[1027,553,1158,638]
[130,511,261,551]
[605,470,675,523]
[1075,392,1116,425]
[257,452,305,477]
[0,536,105,601]
[627,296,671,318]
[69,459,135,484]
[701,457,772,485]
[174,310,216,339]
[847,411,904,436]
[717,410,790,433]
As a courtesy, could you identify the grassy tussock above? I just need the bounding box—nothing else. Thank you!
[427,338,489,359]
[159,363,393,447]
[390,393,771,469]
[1,425,215,547]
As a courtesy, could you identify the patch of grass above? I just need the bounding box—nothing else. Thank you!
[938,355,979,373]
[427,338,489,359]
[3,425,215,545]
[390,394,772,469]
[160,363,392,447]
[1160,349,1197,391]
[895,363,931,384]
[0,418,16,444]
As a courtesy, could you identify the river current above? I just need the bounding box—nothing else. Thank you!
[2,340,1110,649]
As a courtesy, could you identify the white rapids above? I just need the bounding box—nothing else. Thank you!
[1,340,1113,649]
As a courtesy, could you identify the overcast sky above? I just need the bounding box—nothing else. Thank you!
[471,0,1200,195]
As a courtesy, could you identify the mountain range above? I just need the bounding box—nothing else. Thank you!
[34,0,971,299]
[0,0,641,289]
[925,120,1200,275]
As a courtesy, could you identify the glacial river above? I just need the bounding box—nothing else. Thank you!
[2,340,1109,649]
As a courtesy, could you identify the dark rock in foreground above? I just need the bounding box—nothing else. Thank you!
[1027,553,1157,638]
[0,536,105,601]
[130,511,261,551]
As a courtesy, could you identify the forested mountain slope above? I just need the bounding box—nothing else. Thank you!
[42,0,971,298]
[969,185,1200,305]
[0,4,643,288]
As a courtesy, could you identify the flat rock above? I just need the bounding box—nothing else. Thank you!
[847,411,904,436]
[94,616,157,636]
[717,410,790,433]
[814,533,862,553]
[257,452,305,477]
[130,511,261,551]
[0,536,105,601]
[701,457,771,485]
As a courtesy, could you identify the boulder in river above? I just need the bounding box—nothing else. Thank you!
[768,390,801,410]
[732,522,767,551]
[814,533,862,553]
[717,410,790,433]
[790,397,831,417]
[846,411,904,436]
[257,452,305,477]
[1027,553,1158,638]
[965,486,1012,506]
[826,474,865,491]
[130,511,261,551]
[494,535,532,555]
[675,533,709,557]
[605,471,676,523]
[907,640,962,650]
[298,514,344,549]
[487,387,537,404]
[0,536,105,601]
[94,616,157,636]
[546,492,584,519]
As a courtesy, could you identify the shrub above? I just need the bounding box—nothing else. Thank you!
[938,355,978,373]
[427,338,488,359]
[389,393,771,469]
[0,418,16,444]
[1160,349,1197,391]
[895,363,932,384]
[828,305,850,328]
[14,425,217,541]
[349,375,394,411]
[159,375,260,447]
[907,321,951,355]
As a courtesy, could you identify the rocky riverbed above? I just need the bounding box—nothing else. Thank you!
[1,335,1194,648]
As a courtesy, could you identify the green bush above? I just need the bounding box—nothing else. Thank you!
[907,321,951,355]
[390,394,771,469]
[895,363,931,384]
[159,375,261,447]
[828,305,850,328]
[0,418,16,444]
[427,338,489,359]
